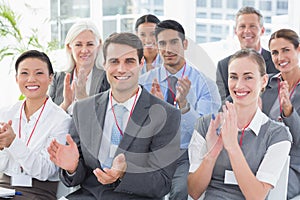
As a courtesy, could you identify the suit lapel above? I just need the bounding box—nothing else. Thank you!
[89,67,103,95]
[119,88,151,151]
[89,91,109,159]
[262,77,279,115]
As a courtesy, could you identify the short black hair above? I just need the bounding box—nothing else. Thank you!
[15,50,54,75]
[155,19,185,41]
[135,14,160,32]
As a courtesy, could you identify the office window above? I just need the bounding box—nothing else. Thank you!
[211,25,222,33]
[50,0,90,47]
[154,0,163,6]
[197,0,207,7]
[259,0,272,11]
[196,36,207,43]
[227,0,238,9]
[210,37,221,42]
[196,12,207,18]
[154,9,164,16]
[196,24,207,32]
[277,1,288,10]
[211,0,222,8]
[103,0,132,15]
[226,14,235,20]
[264,16,271,23]
[242,0,254,7]
[211,13,222,19]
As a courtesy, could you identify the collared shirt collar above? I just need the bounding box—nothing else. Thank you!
[159,63,188,82]
[246,107,269,136]
[108,85,142,112]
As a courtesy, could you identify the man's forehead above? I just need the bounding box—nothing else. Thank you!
[107,44,138,59]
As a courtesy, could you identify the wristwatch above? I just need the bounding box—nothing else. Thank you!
[180,102,190,114]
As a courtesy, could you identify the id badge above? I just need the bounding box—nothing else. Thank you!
[11,174,32,187]
[224,170,238,185]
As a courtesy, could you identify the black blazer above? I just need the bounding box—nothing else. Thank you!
[216,48,279,101]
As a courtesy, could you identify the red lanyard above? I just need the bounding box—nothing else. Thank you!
[110,88,139,136]
[165,63,186,106]
[277,77,300,113]
[239,121,251,147]
[19,98,48,146]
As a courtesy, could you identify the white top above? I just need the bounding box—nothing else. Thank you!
[98,86,142,167]
[0,98,71,181]
[188,108,291,187]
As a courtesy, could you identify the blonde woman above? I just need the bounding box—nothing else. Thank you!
[49,20,110,113]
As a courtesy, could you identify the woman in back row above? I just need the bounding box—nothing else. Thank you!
[261,28,300,199]
[48,20,110,114]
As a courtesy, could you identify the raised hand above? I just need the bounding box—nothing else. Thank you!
[150,78,164,100]
[220,102,239,152]
[176,76,191,108]
[74,68,88,100]
[206,113,223,159]
[61,73,74,111]
[93,153,127,185]
[0,120,15,150]
[47,134,79,174]
[279,80,293,117]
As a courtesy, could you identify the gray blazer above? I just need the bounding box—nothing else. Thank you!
[261,74,300,199]
[48,67,110,106]
[60,88,181,200]
[216,48,279,101]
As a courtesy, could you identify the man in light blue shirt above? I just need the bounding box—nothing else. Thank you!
[139,20,221,200]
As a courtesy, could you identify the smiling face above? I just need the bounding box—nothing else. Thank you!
[228,56,267,107]
[68,30,100,70]
[16,58,52,101]
[104,43,142,99]
[235,14,265,51]
[157,29,187,72]
[136,22,158,59]
[269,37,300,74]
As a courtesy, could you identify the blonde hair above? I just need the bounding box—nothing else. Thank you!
[64,19,103,72]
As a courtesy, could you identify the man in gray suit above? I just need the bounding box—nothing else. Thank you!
[47,32,181,200]
[216,6,279,101]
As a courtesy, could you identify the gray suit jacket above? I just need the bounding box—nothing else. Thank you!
[48,67,110,106]
[60,88,181,200]
[216,48,279,101]
[261,74,300,199]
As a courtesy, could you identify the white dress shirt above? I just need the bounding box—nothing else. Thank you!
[98,86,142,168]
[0,98,71,181]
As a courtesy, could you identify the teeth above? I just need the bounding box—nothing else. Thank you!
[236,92,247,96]
[244,36,252,39]
[144,44,153,47]
[116,76,129,80]
[26,86,39,90]
[279,62,288,66]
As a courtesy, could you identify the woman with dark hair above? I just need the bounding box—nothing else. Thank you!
[0,50,71,199]
[135,14,162,74]
[261,28,300,199]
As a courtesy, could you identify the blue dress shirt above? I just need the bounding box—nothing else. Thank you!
[139,63,221,149]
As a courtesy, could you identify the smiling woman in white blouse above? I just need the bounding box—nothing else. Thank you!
[0,50,71,199]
